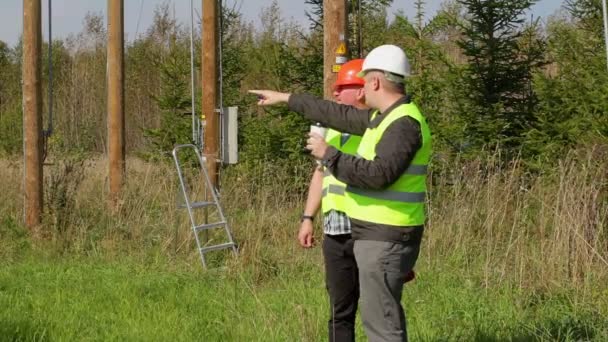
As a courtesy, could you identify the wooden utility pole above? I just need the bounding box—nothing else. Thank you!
[23,0,43,230]
[202,0,219,187]
[323,0,348,99]
[107,0,125,206]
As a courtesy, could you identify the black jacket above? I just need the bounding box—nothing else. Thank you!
[288,94,425,243]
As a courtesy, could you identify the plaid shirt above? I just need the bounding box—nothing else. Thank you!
[323,209,352,235]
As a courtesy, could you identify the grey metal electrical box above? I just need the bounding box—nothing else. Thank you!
[221,106,238,164]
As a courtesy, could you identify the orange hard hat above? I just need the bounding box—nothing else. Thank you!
[334,59,365,89]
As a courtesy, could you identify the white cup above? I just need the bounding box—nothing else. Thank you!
[309,124,327,138]
[309,124,327,165]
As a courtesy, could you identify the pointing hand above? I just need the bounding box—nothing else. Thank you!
[248,90,290,106]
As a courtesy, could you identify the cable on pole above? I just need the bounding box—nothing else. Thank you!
[42,0,53,163]
[189,0,199,147]
[218,0,225,163]
[602,0,608,71]
[134,0,144,39]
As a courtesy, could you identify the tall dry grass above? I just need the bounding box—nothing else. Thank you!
[1,147,606,292]
[427,146,608,292]
[0,154,318,281]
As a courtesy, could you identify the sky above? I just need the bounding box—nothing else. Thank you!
[0,0,565,47]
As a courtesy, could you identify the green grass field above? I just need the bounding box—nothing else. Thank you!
[1,156,607,341]
[1,253,606,341]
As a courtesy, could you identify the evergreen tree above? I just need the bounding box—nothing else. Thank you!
[142,42,192,157]
[0,41,23,155]
[526,0,608,163]
[141,6,192,158]
[457,0,545,153]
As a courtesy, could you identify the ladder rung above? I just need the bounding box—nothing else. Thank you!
[179,201,215,209]
[200,242,235,254]
[194,221,226,231]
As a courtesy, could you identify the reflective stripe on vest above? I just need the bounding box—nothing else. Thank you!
[344,102,432,226]
[321,129,361,214]
[345,186,425,202]
[352,154,428,176]
[353,155,427,176]
[404,164,427,175]
[322,184,346,197]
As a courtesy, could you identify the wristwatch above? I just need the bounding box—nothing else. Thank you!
[300,215,314,223]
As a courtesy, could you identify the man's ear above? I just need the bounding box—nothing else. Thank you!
[371,76,381,91]
[356,87,365,101]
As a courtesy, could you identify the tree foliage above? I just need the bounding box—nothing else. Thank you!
[0,0,605,170]
[456,0,546,154]
[526,0,608,164]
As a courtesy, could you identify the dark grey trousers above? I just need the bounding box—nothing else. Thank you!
[353,239,421,342]
[323,234,359,342]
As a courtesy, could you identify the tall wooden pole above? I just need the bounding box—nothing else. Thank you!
[107,0,125,206]
[323,0,348,99]
[202,0,219,188]
[23,0,43,230]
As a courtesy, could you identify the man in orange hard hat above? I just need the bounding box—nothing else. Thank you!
[298,59,366,342]
[298,59,414,342]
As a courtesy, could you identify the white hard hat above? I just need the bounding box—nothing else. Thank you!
[358,44,411,81]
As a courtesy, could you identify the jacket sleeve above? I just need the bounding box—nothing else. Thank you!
[288,93,372,135]
[323,117,422,190]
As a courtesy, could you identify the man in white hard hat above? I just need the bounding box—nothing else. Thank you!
[250,44,431,342]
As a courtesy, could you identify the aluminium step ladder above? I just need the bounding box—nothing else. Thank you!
[172,144,238,269]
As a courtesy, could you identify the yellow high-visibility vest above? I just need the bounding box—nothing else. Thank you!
[321,129,361,214]
[344,103,431,226]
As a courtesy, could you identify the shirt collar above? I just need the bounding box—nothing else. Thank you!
[369,95,410,128]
